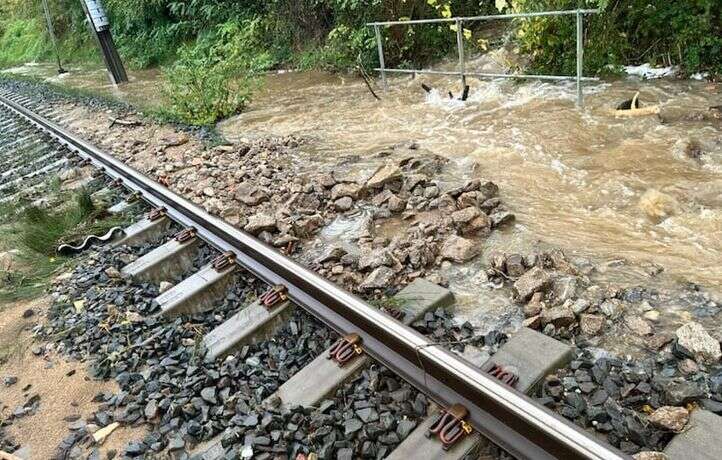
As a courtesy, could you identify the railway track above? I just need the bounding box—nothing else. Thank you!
[0,89,630,460]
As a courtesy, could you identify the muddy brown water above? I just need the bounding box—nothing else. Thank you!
[4,61,721,352]
[218,69,721,346]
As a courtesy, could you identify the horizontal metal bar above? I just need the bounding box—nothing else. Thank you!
[0,92,626,460]
[368,9,599,26]
[374,68,599,82]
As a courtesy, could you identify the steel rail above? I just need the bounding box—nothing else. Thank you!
[0,92,628,460]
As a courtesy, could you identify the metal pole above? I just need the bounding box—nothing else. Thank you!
[80,0,128,85]
[41,0,66,74]
[374,25,388,92]
[456,19,466,88]
[576,10,583,109]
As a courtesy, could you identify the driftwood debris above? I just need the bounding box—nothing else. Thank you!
[616,91,642,110]
[614,91,660,117]
[108,117,141,128]
[357,63,380,101]
[421,83,469,101]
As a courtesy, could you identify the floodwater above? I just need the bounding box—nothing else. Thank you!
[4,58,721,346]
[1,62,164,108]
[218,63,722,345]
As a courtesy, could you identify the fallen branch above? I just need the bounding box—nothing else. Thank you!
[614,106,660,118]
[108,117,141,129]
[356,64,381,101]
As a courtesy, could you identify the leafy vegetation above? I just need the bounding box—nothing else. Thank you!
[504,0,721,76]
[159,20,267,125]
[0,0,719,124]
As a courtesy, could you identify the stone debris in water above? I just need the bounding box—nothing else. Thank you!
[675,322,721,365]
[513,266,552,302]
[440,235,479,263]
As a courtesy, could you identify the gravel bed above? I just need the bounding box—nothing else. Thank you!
[22,238,509,459]
[538,345,722,456]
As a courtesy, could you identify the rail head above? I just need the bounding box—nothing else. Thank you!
[0,92,628,460]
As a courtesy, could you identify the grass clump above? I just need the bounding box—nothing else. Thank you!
[0,189,126,303]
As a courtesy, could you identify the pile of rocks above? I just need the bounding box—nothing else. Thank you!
[165,136,332,249]
[312,171,515,295]
[538,343,722,455]
[486,248,600,337]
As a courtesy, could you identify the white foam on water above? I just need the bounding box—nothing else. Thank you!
[424,88,467,110]
[550,158,567,175]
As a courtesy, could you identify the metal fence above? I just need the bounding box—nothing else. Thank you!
[368,9,599,108]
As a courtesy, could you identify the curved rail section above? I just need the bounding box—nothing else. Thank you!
[0,92,628,460]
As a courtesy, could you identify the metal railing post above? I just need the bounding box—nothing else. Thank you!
[456,19,466,88]
[367,8,600,99]
[374,25,388,92]
[576,10,583,109]
[41,0,65,74]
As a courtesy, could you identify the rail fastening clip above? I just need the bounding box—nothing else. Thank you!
[327,333,364,367]
[259,284,288,310]
[426,403,473,450]
[147,207,166,221]
[174,227,197,244]
[211,251,236,272]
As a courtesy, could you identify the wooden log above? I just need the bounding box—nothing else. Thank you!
[613,105,661,118]
[108,117,141,128]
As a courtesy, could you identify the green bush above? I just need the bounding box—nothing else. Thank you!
[160,19,269,126]
[508,0,721,76]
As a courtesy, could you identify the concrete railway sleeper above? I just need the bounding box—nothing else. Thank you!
[0,89,643,459]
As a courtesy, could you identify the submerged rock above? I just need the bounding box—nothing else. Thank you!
[541,306,575,328]
[366,164,402,189]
